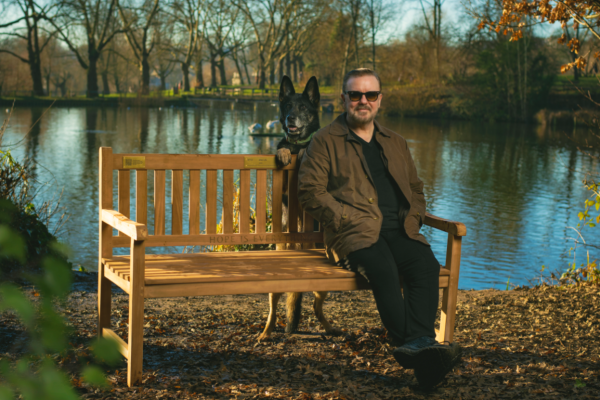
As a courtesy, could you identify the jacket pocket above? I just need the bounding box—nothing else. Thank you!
[322,207,339,233]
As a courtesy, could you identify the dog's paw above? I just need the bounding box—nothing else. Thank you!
[325,327,344,336]
[257,332,273,342]
[276,148,292,167]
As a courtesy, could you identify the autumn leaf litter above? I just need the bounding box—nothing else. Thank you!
[1,274,599,399]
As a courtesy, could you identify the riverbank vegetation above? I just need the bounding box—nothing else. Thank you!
[1,0,599,121]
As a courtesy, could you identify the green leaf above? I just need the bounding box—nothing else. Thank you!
[0,226,26,263]
[40,256,72,298]
[82,365,109,388]
[91,337,122,366]
[0,285,35,327]
[588,222,596,227]
[0,386,15,400]
[38,305,69,353]
[575,379,586,388]
[49,242,72,259]
[39,361,79,400]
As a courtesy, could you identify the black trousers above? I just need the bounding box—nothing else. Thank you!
[346,229,440,343]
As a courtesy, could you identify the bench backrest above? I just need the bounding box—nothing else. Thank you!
[99,147,323,249]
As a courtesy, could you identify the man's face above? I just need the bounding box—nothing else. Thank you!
[341,75,382,126]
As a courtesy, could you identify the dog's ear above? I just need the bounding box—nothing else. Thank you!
[279,76,295,102]
[303,76,320,108]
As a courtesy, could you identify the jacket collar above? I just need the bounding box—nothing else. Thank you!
[329,112,390,140]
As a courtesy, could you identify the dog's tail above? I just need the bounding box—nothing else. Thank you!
[285,292,303,333]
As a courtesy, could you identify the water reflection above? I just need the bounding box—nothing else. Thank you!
[3,104,599,289]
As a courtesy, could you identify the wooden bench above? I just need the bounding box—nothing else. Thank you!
[97,147,467,387]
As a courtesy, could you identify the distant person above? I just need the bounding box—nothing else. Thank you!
[297,68,461,389]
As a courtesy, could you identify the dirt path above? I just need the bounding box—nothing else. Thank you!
[1,274,599,399]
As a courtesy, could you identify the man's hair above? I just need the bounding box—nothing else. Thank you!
[342,68,381,93]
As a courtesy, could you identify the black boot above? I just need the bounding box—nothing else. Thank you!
[393,336,462,388]
[413,342,462,389]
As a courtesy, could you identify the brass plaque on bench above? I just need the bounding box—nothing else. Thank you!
[123,156,146,169]
[244,156,276,169]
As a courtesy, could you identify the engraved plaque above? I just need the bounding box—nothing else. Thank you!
[244,156,276,169]
[123,156,146,169]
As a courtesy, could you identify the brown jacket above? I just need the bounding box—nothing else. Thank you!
[298,113,428,261]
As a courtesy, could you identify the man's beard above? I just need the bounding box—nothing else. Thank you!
[347,105,376,126]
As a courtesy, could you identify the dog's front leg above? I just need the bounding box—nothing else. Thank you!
[313,291,343,336]
[259,292,284,341]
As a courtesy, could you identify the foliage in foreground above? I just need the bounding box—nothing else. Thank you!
[0,199,121,399]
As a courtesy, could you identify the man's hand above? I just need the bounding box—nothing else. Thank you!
[276,148,292,167]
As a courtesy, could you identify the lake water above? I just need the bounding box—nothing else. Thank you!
[3,101,599,290]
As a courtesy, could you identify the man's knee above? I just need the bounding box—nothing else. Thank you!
[347,253,398,283]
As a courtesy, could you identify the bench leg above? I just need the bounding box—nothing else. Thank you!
[98,272,112,335]
[98,221,112,336]
[438,234,462,343]
[127,239,145,387]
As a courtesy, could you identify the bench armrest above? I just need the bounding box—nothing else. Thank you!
[424,213,467,236]
[101,209,148,240]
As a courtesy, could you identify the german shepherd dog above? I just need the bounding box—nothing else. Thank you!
[258,76,342,341]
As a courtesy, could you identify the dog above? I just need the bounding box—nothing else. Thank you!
[258,75,342,341]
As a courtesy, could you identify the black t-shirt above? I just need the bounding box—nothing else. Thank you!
[350,129,407,231]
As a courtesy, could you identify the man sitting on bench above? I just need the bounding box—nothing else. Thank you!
[297,68,462,389]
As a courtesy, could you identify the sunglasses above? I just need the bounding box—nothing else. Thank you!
[344,91,381,102]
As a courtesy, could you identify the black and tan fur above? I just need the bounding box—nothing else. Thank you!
[258,76,342,341]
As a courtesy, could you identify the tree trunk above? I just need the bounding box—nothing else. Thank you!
[113,72,121,93]
[30,59,44,96]
[285,53,291,78]
[45,72,51,96]
[159,74,166,90]
[259,67,266,89]
[279,57,284,82]
[210,53,217,87]
[59,82,67,97]
[102,72,110,95]
[233,56,244,85]
[269,60,275,85]
[218,58,227,85]
[340,26,354,89]
[195,58,204,88]
[87,55,100,98]
[182,62,190,91]
[141,54,150,94]
[293,58,298,82]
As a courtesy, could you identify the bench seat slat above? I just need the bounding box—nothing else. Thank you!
[102,249,450,287]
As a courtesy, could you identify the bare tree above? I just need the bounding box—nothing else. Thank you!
[274,2,326,83]
[0,0,60,96]
[204,0,241,86]
[234,0,317,89]
[418,0,444,79]
[51,0,123,97]
[117,0,162,94]
[339,0,364,86]
[169,0,203,91]
[365,0,394,70]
